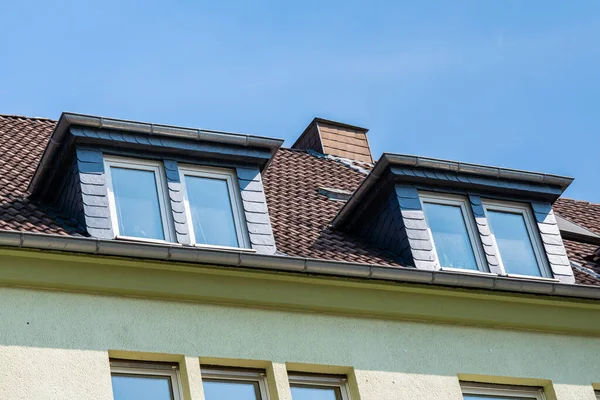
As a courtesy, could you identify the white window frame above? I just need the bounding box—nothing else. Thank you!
[419,192,489,273]
[481,199,552,279]
[104,156,175,242]
[201,366,270,400]
[288,373,351,400]
[110,360,183,400]
[461,382,546,399]
[179,165,250,250]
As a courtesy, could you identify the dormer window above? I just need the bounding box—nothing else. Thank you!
[179,166,249,249]
[27,113,281,254]
[483,199,550,278]
[334,153,576,283]
[420,192,485,272]
[105,157,174,242]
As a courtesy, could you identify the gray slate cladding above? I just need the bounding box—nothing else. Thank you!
[532,202,574,283]
[469,195,501,274]
[52,156,85,229]
[70,127,274,164]
[357,189,413,265]
[237,167,276,254]
[164,160,191,245]
[76,148,113,239]
[395,185,437,270]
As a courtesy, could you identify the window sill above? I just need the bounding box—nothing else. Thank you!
[504,273,560,282]
[193,243,256,253]
[440,267,497,276]
[115,235,181,246]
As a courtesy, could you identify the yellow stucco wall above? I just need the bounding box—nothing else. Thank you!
[0,286,598,400]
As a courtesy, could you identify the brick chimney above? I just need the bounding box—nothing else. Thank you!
[292,118,373,163]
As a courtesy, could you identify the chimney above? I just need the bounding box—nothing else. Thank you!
[292,118,373,163]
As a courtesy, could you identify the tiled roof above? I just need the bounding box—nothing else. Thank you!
[554,198,600,285]
[0,115,82,236]
[0,114,598,286]
[263,148,400,266]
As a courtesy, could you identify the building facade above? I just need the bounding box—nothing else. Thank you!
[0,113,599,400]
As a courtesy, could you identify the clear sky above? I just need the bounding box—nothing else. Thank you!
[2,1,599,201]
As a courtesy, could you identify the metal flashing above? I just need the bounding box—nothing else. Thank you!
[332,153,574,228]
[28,112,284,196]
[556,214,600,245]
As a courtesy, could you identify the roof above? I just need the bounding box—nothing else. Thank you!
[333,153,574,229]
[1,114,599,287]
[29,112,284,197]
[553,198,600,286]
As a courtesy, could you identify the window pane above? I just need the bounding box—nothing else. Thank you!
[185,176,239,247]
[423,202,478,270]
[487,210,541,276]
[111,167,165,240]
[111,374,174,400]
[291,386,342,400]
[203,380,260,400]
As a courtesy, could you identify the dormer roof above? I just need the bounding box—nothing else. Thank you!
[332,153,574,230]
[29,112,283,199]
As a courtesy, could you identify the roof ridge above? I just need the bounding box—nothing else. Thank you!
[0,114,56,122]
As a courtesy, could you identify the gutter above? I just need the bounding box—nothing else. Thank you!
[0,230,599,301]
[332,153,574,228]
[28,112,284,194]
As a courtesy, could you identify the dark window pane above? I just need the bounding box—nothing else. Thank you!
[111,374,173,400]
[487,210,541,276]
[203,380,260,400]
[111,167,165,240]
[291,386,342,400]
[423,202,478,270]
[185,176,239,247]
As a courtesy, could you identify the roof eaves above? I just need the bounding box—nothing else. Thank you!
[332,153,574,228]
[28,112,284,195]
[1,229,599,300]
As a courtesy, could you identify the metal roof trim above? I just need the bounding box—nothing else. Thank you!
[332,153,574,228]
[28,112,284,195]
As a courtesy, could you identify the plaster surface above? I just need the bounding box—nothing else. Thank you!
[0,287,598,400]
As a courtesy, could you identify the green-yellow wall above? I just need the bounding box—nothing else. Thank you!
[0,249,599,399]
[0,286,598,400]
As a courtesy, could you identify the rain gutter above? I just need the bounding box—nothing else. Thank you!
[0,230,598,300]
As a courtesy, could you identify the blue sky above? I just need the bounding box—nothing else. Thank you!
[2,1,599,200]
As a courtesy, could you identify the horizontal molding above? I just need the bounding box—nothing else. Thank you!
[0,247,599,336]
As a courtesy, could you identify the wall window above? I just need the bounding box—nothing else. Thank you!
[289,373,351,400]
[461,382,546,399]
[420,193,486,271]
[180,166,249,249]
[201,367,268,400]
[482,200,550,277]
[105,157,173,242]
[110,360,183,400]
